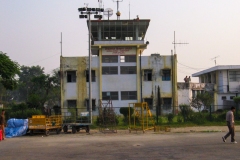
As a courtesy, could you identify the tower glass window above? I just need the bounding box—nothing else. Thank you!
[102,66,118,74]
[102,55,118,63]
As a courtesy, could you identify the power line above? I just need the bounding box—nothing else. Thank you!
[177,61,209,71]
[26,53,60,66]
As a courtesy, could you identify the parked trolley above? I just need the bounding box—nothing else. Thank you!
[28,115,62,136]
[62,107,91,133]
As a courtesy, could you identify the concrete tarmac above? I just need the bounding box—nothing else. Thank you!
[1,129,240,160]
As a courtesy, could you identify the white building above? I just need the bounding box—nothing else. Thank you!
[192,65,240,110]
[177,82,214,111]
[60,19,178,115]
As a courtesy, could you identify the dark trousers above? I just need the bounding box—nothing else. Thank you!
[224,122,235,142]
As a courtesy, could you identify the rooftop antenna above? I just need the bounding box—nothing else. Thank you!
[84,3,88,8]
[172,31,189,55]
[98,0,102,8]
[211,55,220,66]
[60,32,62,56]
[129,1,130,20]
[113,0,123,20]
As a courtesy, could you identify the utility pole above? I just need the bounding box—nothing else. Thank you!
[78,6,104,124]
[172,31,189,115]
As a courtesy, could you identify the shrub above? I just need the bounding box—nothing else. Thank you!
[216,111,227,122]
[119,107,134,118]
[202,109,208,113]
[167,113,174,123]
[179,104,194,122]
[192,113,207,124]
[9,109,42,119]
[233,96,240,103]
[177,116,183,123]
[10,103,28,112]
[215,109,223,113]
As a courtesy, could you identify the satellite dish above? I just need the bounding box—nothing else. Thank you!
[104,8,113,20]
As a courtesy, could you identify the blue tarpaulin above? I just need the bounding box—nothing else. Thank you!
[5,119,28,138]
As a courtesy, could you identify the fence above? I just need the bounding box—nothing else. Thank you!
[2,104,240,126]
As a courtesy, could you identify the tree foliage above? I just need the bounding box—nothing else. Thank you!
[190,92,214,112]
[30,73,59,108]
[0,51,20,90]
[233,96,240,104]
[5,66,60,112]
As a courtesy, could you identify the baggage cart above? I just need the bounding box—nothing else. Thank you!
[62,108,91,134]
[28,115,62,136]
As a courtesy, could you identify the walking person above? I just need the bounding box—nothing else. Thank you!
[222,106,237,143]
[0,109,6,140]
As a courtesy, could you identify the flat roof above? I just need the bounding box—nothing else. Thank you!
[192,65,240,77]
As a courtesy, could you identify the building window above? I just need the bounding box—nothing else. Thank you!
[212,73,216,83]
[102,55,118,63]
[201,76,204,83]
[161,70,171,81]
[86,70,96,82]
[67,71,76,82]
[230,96,235,100]
[162,98,172,109]
[67,100,77,108]
[222,96,226,100]
[120,55,136,62]
[120,66,136,74]
[192,90,196,98]
[102,66,118,75]
[121,91,137,100]
[229,71,240,82]
[144,98,153,109]
[102,92,119,100]
[85,99,96,111]
[144,70,152,81]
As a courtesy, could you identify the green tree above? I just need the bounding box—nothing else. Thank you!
[190,92,214,112]
[233,96,240,104]
[0,51,20,90]
[18,65,45,102]
[29,72,60,110]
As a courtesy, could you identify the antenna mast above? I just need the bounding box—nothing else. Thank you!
[60,32,62,56]
[211,56,220,66]
[113,0,123,20]
[98,0,102,8]
[129,1,130,20]
[172,31,189,55]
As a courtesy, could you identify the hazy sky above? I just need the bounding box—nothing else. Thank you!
[1,0,240,82]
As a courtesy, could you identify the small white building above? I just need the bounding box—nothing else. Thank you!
[177,82,215,111]
[192,65,240,110]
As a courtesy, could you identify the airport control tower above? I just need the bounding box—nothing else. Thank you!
[90,16,150,102]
